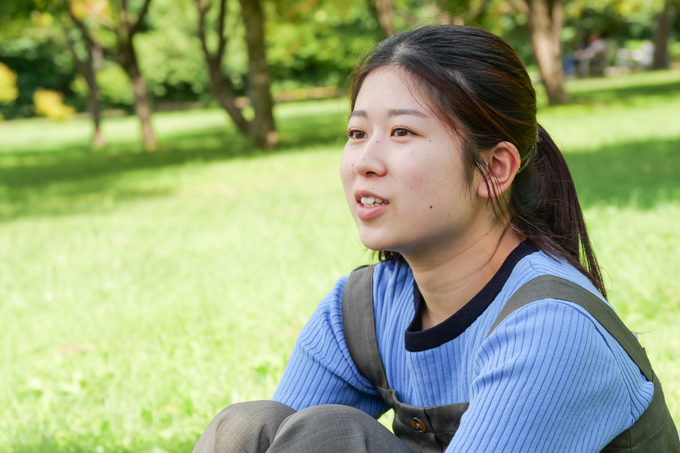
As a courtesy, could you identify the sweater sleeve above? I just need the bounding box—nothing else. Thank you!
[271,275,389,417]
[445,299,642,453]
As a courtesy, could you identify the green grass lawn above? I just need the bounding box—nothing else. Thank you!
[1,70,679,452]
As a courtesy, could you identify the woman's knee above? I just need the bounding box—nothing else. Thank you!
[279,404,374,431]
[193,401,296,453]
[270,405,412,453]
[211,400,295,427]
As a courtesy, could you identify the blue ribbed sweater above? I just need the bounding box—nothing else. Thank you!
[272,243,654,452]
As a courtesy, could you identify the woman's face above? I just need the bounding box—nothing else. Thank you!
[340,66,487,257]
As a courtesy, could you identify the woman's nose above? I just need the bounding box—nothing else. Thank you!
[353,139,387,177]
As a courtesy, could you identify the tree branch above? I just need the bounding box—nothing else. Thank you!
[216,0,228,59]
[195,0,214,61]
[129,0,153,38]
[62,24,87,74]
[68,9,115,60]
[121,0,131,33]
[61,23,78,56]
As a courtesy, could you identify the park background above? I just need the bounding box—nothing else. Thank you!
[1,0,679,451]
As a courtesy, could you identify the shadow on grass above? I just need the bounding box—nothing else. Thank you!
[0,117,346,190]
[1,131,244,189]
[566,136,680,209]
[0,112,348,221]
[1,122,677,223]
[570,78,680,105]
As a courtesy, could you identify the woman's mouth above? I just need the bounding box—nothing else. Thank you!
[360,196,389,208]
[356,195,389,220]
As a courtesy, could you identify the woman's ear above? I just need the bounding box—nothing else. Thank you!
[476,142,521,199]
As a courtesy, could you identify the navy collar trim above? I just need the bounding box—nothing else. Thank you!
[404,240,539,352]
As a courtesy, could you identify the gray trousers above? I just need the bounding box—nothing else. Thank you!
[192,401,415,453]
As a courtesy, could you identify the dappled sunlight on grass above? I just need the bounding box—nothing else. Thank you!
[566,137,680,209]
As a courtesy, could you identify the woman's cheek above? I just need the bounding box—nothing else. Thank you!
[339,156,355,197]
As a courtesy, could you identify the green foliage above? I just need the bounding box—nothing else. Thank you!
[562,0,663,51]
[671,40,680,61]
[0,12,77,119]
[71,63,137,110]
[97,63,135,106]
[0,61,18,105]
[476,0,676,69]
[569,0,664,18]
[137,0,213,98]
[0,71,679,450]
[266,0,382,93]
[0,0,675,120]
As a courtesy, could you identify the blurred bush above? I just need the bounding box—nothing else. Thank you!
[0,61,18,120]
[70,64,134,108]
[0,23,76,120]
[671,41,680,62]
[96,64,135,106]
[33,88,75,121]
[0,61,18,104]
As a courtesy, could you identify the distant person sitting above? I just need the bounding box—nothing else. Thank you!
[575,33,608,78]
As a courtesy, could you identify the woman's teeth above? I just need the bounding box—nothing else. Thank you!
[360,197,389,208]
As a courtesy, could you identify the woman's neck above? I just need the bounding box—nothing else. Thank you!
[404,225,524,330]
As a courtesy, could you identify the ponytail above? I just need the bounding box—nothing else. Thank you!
[509,125,607,298]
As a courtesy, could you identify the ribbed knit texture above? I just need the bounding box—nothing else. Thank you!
[272,249,654,452]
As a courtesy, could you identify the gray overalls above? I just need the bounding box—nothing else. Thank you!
[342,266,680,452]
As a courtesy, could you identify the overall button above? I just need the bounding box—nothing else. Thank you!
[411,417,427,433]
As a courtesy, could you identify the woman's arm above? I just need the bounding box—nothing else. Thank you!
[445,300,653,453]
[272,275,389,418]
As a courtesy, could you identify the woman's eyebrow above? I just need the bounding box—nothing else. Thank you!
[349,108,428,119]
[388,108,428,118]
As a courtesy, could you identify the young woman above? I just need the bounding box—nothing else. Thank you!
[193,25,679,453]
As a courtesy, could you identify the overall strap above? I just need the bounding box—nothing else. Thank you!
[488,275,680,452]
[487,275,653,381]
[342,265,390,390]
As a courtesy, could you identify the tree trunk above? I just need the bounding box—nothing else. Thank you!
[652,0,674,70]
[67,30,106,147]
[240,0,277,149]
[376,0,396,37]
[366,0,396,37]
[527,0,569,105]
[84,45,105,147]
[86,75,105,147]
[206,57,251,136]
[120,43,157,151]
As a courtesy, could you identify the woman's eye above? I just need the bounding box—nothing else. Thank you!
[393,128,413,137]
[348,130,366,139]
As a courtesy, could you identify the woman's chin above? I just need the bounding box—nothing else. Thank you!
[358,233,398,254]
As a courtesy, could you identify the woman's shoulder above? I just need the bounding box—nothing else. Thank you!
[481,248,654,426]
[491,249,626,365]
[503,248,608,305]
[475,247,613,347]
